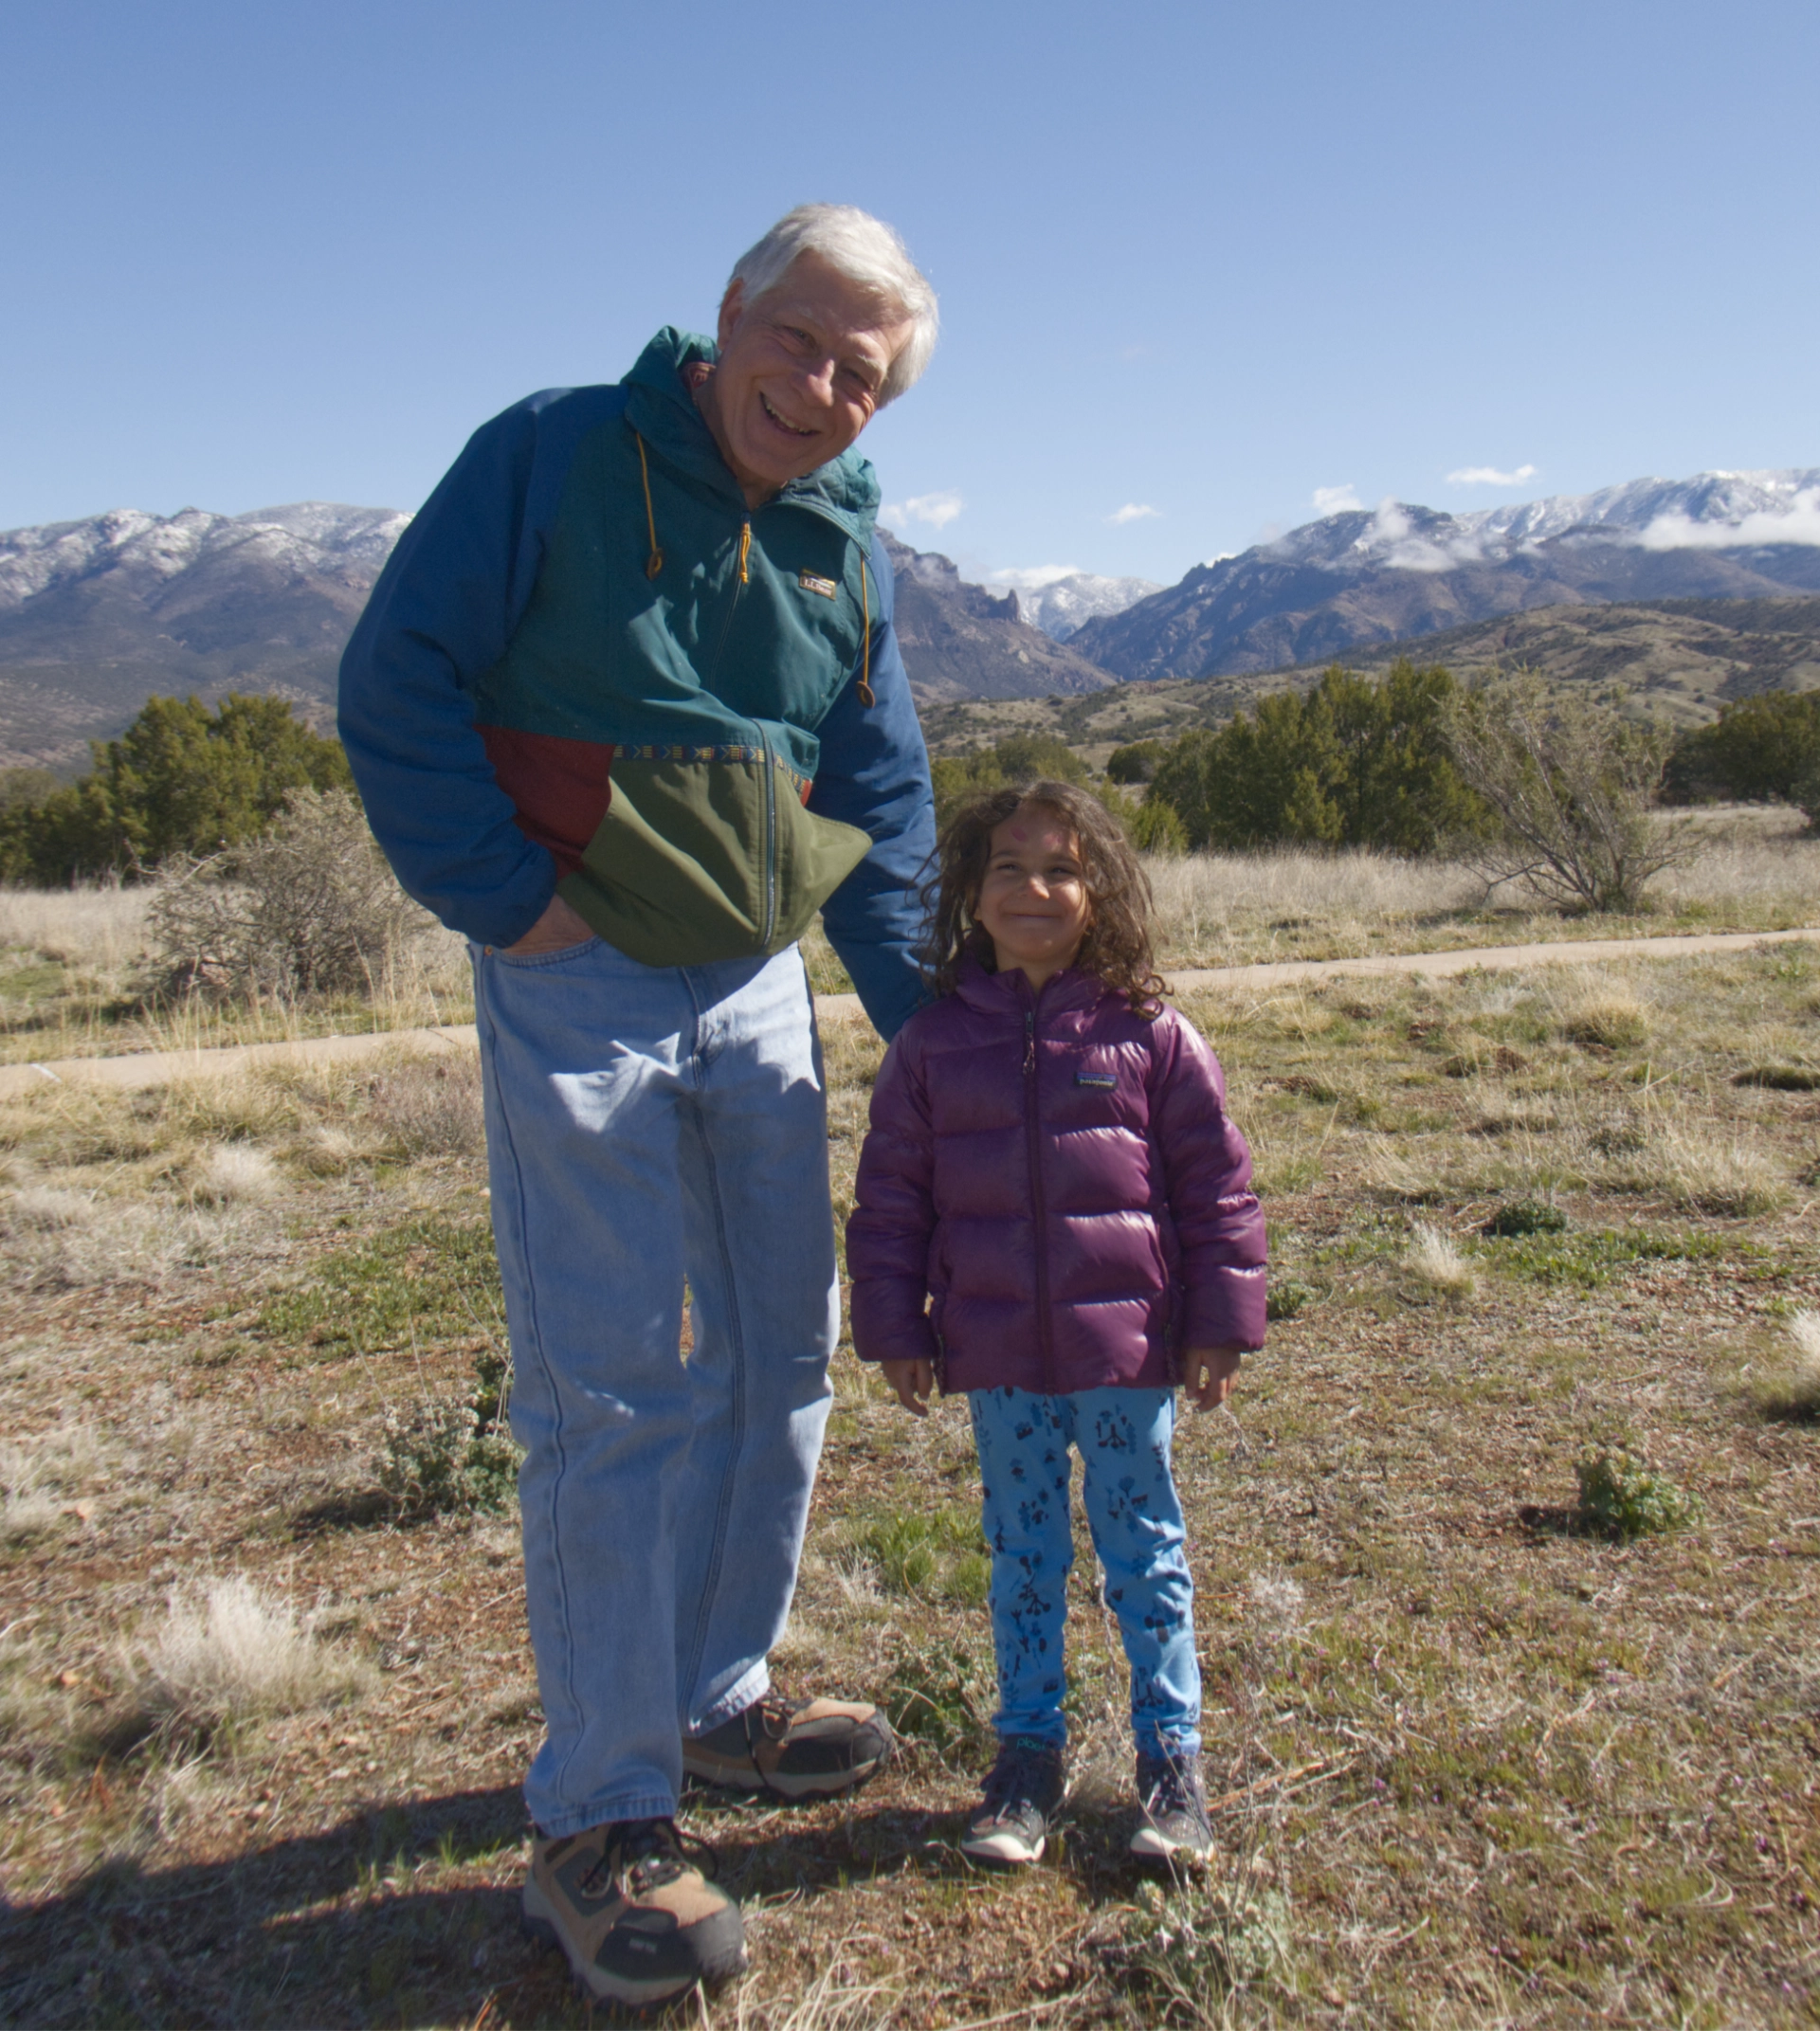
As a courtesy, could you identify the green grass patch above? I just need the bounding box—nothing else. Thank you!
[1477,1226,1736,1290]
[851,1504,990,1605]
[258,1215,503,1356]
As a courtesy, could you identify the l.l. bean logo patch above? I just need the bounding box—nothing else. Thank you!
[797,571,839,599]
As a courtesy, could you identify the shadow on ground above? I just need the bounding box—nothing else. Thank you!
[0,1782,1159,2028]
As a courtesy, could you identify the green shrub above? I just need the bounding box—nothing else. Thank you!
[0,695,352,884]
[1131,795,1189,855]
[1574,1443,1702,1539]
[378,1347,522,1518]
[1664,691,1820,811]
[1265,1278,1316,1321]
[928,734,1089,826]
[880,1645,993,1759]
[1105,740,1167,786]
[1144,661,1484,854]
[1481,1199,1568,1238]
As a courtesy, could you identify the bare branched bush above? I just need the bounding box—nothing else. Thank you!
[148,788,426,999]
[1446,674,1693,913]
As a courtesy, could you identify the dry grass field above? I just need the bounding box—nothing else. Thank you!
[1,846,1818,2028]
[5,810,1815,1072]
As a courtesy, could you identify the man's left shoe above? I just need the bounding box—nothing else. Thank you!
[682,1696,894,1799]
[1130,1748,1214,1860]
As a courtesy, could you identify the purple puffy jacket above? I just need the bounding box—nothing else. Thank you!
[846,958,1266,1394]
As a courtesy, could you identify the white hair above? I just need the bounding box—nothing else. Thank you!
[728,204,938,407]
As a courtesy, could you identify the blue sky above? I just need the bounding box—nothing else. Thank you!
[3,0,1815,589]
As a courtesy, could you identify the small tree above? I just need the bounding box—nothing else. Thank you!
[1444,673,1688,914]
[928,733,1087,826]
[1143,661,1484,854]
[0,694,352,884]
[1105,740,1167,785]
[1665,691,1820,825]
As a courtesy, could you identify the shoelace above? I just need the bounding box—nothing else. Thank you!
[582,1818,720,1897]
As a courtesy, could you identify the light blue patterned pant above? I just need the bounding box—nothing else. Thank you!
[967,1385,1201,1758]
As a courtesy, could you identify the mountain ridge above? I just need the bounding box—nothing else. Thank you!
[1072,469,1820,680]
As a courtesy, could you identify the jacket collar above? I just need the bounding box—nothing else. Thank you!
[953,952,1112,1019]
[621,327,881,544]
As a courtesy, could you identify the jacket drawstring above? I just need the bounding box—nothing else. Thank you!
[737,520,751,585]
[633,431,664,580]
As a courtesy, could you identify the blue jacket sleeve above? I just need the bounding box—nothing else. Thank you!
[808,534,937,1040]
[337,389,616,948]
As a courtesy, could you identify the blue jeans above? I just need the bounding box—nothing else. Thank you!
[474,935,837,1838]
[968,1386,1201,1759]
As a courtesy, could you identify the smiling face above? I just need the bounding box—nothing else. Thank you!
[696,252,914,505]
[974,807,1093,991]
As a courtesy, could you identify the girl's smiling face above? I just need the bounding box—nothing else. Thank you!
[974,807,1091,990]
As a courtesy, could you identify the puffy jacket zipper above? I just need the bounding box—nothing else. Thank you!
[1024,1005,1054,1390]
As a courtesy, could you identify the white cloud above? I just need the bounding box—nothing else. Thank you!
[883,490,964,530]
[1446,463,1538,487]
[1362,498,1485,574]
[1107,502,1161,525]
[1636,485,1820,550]
[1312,484,1362,516]
[988,564,1085,591]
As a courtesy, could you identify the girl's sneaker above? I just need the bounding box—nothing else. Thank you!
[1131,1750,1214,1859]
[962,1735,1067,1864]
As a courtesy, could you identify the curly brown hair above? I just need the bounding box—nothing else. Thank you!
[921,779,1167,1013]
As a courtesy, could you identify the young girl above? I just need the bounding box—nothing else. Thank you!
[846,780,1266,1864]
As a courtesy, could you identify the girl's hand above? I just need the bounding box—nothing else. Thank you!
[881,1358,934,1417]
[1183,1345,1242,1411]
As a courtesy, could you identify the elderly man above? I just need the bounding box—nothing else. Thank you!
[339,206,937,2006]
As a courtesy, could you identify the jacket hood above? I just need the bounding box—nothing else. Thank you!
[622,327,882,541]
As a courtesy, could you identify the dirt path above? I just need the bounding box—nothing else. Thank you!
[2,926,1813,1100]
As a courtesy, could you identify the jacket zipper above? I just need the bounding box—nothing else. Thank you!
[1024,1005,1055,1391]
[706,515,752,679]
[758,726,777,947]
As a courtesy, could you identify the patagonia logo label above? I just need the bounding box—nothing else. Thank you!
[1076,1071,1119,1090]
[798,571,839,599]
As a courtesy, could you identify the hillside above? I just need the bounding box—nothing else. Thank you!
[0,505,406,771]
[1071,470,1820,682]
[879,535,1116,703]
[918,594,1820,759]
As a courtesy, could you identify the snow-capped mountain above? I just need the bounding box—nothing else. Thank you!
[0,503,409,612]
[0,501,1119,768]
[1071,469,1820,682]
[0,503,409,770]
[983,570,1162,642]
